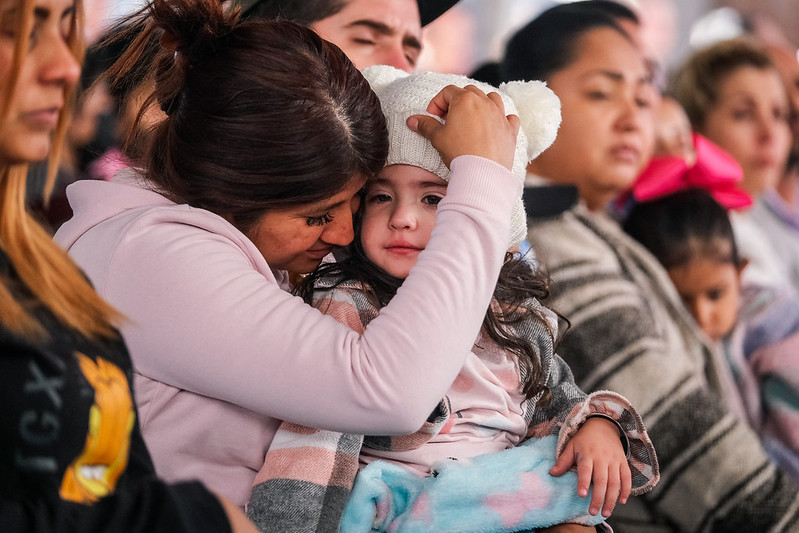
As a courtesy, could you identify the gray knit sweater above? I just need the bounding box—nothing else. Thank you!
[527,202,799,532]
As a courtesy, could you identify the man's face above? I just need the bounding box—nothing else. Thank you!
[310,0,423,72]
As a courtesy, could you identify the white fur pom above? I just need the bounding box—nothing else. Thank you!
[501,80,561,162]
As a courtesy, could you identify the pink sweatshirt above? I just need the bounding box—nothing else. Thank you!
[54,156,521,507]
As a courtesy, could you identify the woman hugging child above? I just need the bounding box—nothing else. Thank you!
[248,66,660,533]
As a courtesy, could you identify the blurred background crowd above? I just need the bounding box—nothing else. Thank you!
[50,0,799,233]
[81,0,799,77]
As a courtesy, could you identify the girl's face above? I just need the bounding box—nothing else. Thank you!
[360,164,446,279]
[700,66,791,197]
[0,0,80,165]
[528,27,657,211]
[654,97,695,163]
[247,177,365,274]
[667,256,743,342]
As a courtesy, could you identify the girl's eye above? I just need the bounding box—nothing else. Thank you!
[707,288,725,301]
[422,194,443,206]
[305,212,334,227]
[731,108,754,121]
[367,193,392,204]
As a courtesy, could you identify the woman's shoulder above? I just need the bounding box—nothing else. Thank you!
[57,174,272,280]
[527,207,627,273]
[59,169,246,248]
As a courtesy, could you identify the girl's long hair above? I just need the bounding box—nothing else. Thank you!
[0,0,120,341]
[296,208,556,403]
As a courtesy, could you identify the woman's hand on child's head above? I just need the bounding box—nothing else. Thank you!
[407,84,520,171]
[549,417,632,518]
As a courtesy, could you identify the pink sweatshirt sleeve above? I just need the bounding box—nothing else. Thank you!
[91,156,520,435]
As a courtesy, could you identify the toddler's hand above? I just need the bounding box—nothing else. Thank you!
[408,84,520,171]
[549,417,631,518]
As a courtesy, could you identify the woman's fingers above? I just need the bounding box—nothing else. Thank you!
[409,84,519,170]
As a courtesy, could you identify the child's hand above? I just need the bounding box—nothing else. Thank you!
[408,84,520,171]
[549,417,631,518]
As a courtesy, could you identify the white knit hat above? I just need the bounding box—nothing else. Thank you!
[361,65,561,248]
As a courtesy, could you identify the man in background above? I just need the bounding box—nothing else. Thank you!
[236,0,458,72]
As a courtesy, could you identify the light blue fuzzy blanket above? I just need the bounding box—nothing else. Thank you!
[340,435,606,533]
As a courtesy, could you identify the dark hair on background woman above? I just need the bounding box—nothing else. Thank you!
[238,0,346,24]
[105,0,387,233]
[623,188,743,270]
[470,0,637,84]
[296,213,556,404]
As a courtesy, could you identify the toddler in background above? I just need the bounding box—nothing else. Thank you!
[624,187,799,482]
[246,66,659,533]
[652,96,696,165]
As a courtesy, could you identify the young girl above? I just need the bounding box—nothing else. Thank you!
[624,188,799,481]
[248,66,659,533]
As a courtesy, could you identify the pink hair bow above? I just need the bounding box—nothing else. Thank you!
[631,133,752,210]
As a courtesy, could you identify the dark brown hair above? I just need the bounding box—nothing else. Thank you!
[239,0,346,24]
[472,1,636,86]
[623,188,742,270]
[107,0,387,233]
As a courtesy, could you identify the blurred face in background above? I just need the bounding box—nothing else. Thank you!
[765,43,799,143]
[310,0,423,73]
[700,66,791,197]
[0,0,81,165]
[653,96,696,164]
[527,27,656,211]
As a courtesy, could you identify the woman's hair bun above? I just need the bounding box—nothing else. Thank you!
[149,0,240,115]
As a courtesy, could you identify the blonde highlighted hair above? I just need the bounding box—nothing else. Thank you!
[0,0,120,341]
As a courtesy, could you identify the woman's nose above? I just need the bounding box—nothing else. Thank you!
[617,96,645,132]
[41,36,81,87]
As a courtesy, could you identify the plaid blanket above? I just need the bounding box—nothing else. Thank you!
[246,280,659,532]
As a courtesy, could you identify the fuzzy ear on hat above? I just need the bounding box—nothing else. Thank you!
[500,80,561,162]
[361,65,561,249]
